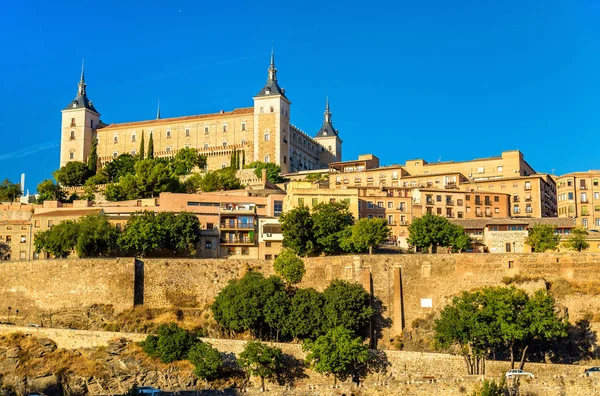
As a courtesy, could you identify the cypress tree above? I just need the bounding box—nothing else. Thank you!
[87,137,98,174]
[236,148,241,169]
[139,130,145,159]
[147,132,154,159]
[242,150,245,167]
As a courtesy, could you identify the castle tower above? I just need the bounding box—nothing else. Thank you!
[253,48,291,173]
[60,63,100,167]
[314,96,342,167]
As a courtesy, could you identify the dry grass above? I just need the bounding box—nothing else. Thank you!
[550,279,600,298]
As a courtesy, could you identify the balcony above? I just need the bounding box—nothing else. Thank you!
[220,238,254,245]
[513,197,520,202]
[445,200,454,206]
[525,196,532,201]
[525,185,532,191]
[220,222,255,230]
[580,186,587,190]
[220,204,256,214]
[400,221,409,226]
[426,200,434,205]
[581,199,588,203]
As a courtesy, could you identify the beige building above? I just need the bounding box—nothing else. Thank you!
[283,181,359,218]
[556,171,600,231]
[60,53,342,174]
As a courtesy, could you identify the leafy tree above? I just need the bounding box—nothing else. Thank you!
[273,249,306,286]
[211,272,286,338]
[0,241,10,260]
[53,161,91,187]
[188,341,224,383]
[238,341,283,391]
[172,148,207,175]
[340,218,391,255]
[280,206,314,256]
[81,178,99,201]
[285,288,326,340]
[134,159,183,198]
[198,168,242,192]
[526,224,560,252]
[471,378,507,396]
[34,220,79,258]
[0,179,22,202]
[323,280,374,339]
[311,201,354,254]
[264,290,291,342]
[75,213,119,257]
[87,138,98,174]
[564,227,589,252]
[303,326,371,386]
[36,179,66,203]
[147,132,154,159]
[183,173,203,193]
[103,154,137,183]
[435,287,568,374]
[408,213,469,252]
[245,161,284,184]
[305,172,329,183]
[139,131,145,160]
[118,211,200,256]
[140,323,197,363]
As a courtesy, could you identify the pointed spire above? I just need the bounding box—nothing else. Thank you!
[324,95,332,124]
[156,98,161,120]
[268,45,277,82]
[77,59,87,96]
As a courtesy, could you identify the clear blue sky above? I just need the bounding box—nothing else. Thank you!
[1,0,599,193]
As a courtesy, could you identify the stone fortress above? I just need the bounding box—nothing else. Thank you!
[59,50,342,174]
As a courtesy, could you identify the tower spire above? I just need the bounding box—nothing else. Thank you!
[268,45,277,81]
[324,95,332,123]
[156,98,161,120]
[77,59,87,96]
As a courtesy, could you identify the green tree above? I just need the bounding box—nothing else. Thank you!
[564,227,589,252]
[103,153,137,183]
[280,206,314,256]
[323,280,374,339]
[118,211,200,256]
[264,290,291,342]
[172,148,206,175]
[340,218,391,255]
[245,161,284,183]
[0,179,22,202]
[311,201,354,254]
[303,326,371,386]
[140,323,197,363]
[147,132,154,159]
[285,288,326,340]
[238,341,283,391]
[53,161,91,187]
[211,272,286,338]
[188,341,224,384]
[273,249,306,287]
[139,130,145,160]
[75,213,119,257]
[87,138,98,174]
[183,173,203,193]
[36,179,66,203]
[198,168,242,192]
[526,224,560,252]
[407,213,468,252]
[0,241,10,260]
[34,220,79,258]
[471,378,507,396]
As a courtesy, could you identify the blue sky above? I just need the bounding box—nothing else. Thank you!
[1,0,599,192]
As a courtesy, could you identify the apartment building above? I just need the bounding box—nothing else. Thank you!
[283,181,359,217]
[357,187,414,245]
[556,171,600,231]
[412,189,510,219]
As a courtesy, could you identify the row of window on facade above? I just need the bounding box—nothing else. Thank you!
[109,123,248,144]
[557,179,600,189]
[69,118,94,129]
[558,205,600,215]
[0,235,27,243]
[558,192,600,202]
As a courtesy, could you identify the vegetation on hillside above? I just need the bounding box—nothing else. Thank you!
[407,212,471,252]
[525,224,560,252]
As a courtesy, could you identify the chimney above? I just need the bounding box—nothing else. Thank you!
[262,168,267,182]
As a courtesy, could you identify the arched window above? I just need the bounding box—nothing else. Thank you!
[131,134,136,143]
[223,142,228,147]
[264,133,270,141]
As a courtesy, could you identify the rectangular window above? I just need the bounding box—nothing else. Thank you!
[367,201,374,209]
[113,136,118,144]
[377,201,384,208]
[222,124,228,133]
[264,155,270,163]
[166,130,171,138]
[594,179,599,186]
[330,198,336,203]
[497,166,503,172]
[165,147,171,153]
[583,218,588,228]
[265,242,272,247]
[298,198,304,206]
[5,236,11,243]
[568,192,574,200]
[206,223,214,230]
[70,130,75,140]
[436,195,442,202]
[47,220,53,227]
[70,117,76,127]
[34,220,40,228]
[204,126,209,134]
[264,133,270,141]
[388,202,394,208]
[185,128,190,137]
[514,205,520,214]
[506,243,511,253]
[494,196,499,202]
[265,254,273,260]
[20,235,26,243]
[70,152,74,159]
[581,193,588,203]
[477,166,484,173]
[131,134,136,142]
[525,181,531,190]
[312,198,318,206]
[457,212,463,218]
[274,201,283,216]
[241,122,246,131]
[205,241,212,250]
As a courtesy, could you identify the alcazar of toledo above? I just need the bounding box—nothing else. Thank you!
[60,50,342,174]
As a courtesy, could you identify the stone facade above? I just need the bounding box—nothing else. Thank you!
[59,54,342,174]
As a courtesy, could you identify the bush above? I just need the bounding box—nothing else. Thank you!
[188,341,224,382]
[140,323,197,363]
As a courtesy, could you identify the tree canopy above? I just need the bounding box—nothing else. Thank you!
[171,148,207,175]
[322,280,374,339]
[140,323,198,363]
[245,161,284,184]
[196,167,242,192]
[434,286,568,374]
[0,179,22,202]
[187,341,224,383]
[238,341,284,390]
[118,211,200,256]
[303,326,371,385]
[526,224,560,252]
[280,205,314,256]
[103,153,137,183]
[273,249,306,286]
[340,218,391,255]
[34,220,80,258]
[407,213,470,252]
[0,241,11,260]
[36,179,66,203]
[563,227,589,252]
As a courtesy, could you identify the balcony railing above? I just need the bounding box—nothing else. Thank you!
[220,238,254,244]
[446,200,454,206]
[220,222,255,229]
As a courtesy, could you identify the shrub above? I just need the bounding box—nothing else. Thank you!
[140,323,197,363]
